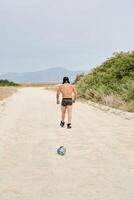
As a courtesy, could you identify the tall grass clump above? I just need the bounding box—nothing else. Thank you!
[75,51,134,112]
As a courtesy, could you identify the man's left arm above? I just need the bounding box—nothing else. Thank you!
[56,86,61,104]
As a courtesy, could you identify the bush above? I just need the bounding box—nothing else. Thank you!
[0,79,18,86]
[75,51,134,112]
[73,73,85,84]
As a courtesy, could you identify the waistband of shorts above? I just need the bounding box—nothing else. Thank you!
[62,98,72,100]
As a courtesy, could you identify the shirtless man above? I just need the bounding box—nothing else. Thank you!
[56,77,77,129]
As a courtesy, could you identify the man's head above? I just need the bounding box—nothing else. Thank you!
[62,77,70,84]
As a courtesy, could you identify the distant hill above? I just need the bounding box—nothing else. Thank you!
[75,51,134,112]
[0,67,83,83]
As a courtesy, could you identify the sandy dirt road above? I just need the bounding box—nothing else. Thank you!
[0,87,134,200]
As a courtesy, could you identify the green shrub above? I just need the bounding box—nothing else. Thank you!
[0,79,18,86]
[73,73,85,84]
[75,51,134,112]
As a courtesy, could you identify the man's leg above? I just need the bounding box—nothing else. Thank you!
[67,105,72,124]
[61,106,67,122]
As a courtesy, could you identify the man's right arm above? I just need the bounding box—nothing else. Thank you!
[56,85,61,104]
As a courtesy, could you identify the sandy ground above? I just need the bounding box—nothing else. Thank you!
[0,87,134,200]
[0,87,17,101]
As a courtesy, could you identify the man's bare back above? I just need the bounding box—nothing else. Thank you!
[57,83,76,99]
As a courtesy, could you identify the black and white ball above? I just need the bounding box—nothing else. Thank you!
[57,146,66,156]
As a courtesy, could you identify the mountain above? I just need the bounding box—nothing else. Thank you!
[0,67,83,83]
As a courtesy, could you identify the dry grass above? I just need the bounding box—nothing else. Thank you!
[19,82,58,91]
[101,94,123,108]
[0,87,17,101]
[101,94,134,112]
[44,84,59,91]
[120,101,134,112]
[19,82,58,87]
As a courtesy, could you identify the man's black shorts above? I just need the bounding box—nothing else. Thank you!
[61,98,73,106]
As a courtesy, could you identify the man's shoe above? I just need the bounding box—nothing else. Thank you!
[60,121,65,127]
[67,123,72,129]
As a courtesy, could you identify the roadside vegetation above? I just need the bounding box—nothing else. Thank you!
[19,82,56,87]
[0,79,18,86]
[75,51,134,112]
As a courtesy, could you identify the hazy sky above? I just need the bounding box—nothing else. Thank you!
[0,0,134,74]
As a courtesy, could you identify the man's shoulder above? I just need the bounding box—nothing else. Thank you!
[70,84,75,88]
[56,84,62,90]
[57,83,75,88]
[56,84,62,87]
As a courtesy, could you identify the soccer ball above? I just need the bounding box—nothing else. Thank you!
[57,146,66,156]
